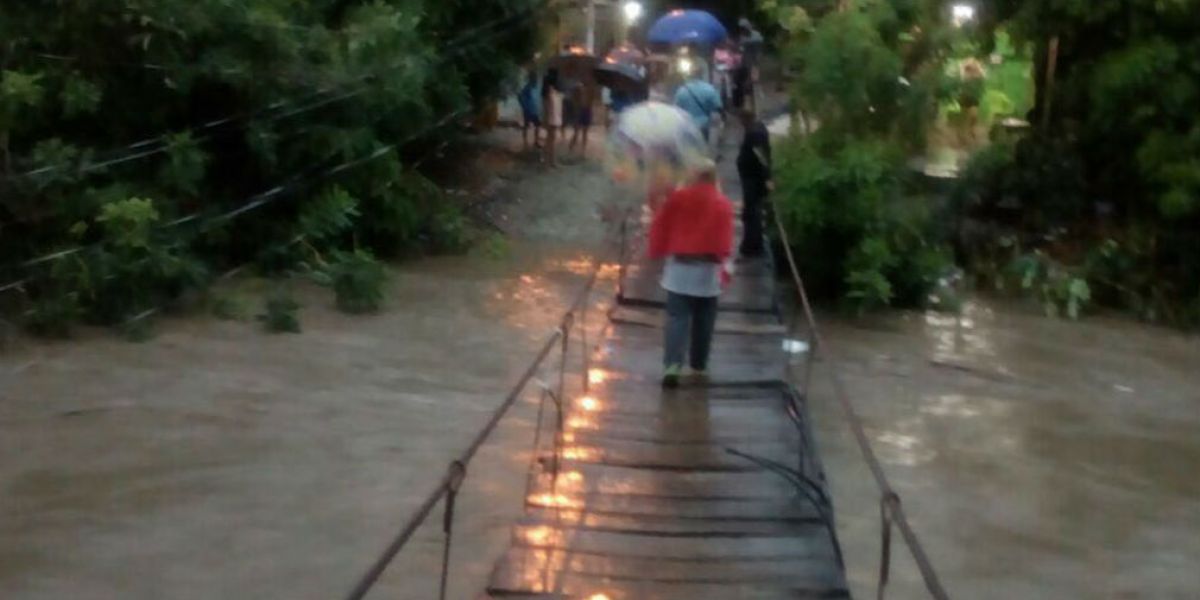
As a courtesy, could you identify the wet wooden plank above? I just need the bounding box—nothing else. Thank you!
[527,463,801,499]
[595,332,785,383]
[509,523,837,560]
[483,590,846,600]
[560,411,799,446]
[555,440,773,472]
[492,547,845,587]
[524,487,820,521]
[610,304,786,335]
[488,568,846,600]
[517,507,820,534]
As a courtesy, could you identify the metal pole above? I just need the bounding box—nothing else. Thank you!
[585,0,596,54]
[437,461,467,600]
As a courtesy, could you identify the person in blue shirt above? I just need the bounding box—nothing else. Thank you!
[674,75,723,142]
[517,69,542,152]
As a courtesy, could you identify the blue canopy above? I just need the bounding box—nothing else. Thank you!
[647,10,729,47]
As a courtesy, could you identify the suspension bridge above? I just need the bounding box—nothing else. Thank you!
[343,128,947,600]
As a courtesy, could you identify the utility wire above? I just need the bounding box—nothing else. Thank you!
[2,2,543,183]
[0,2,546,293]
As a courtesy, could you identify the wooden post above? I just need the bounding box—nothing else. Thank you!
[1042,35,1059,131]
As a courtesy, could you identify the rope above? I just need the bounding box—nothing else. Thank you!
[772,203,951,599]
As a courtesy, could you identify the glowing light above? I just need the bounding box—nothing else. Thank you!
[623,1,645,24]
[579,396,599,411]
[678,57,694,75]
[530,493,577,508]
[565,471,584,483]
[588,595,612,600]
[563,447,592,460]
[568,416,594,430]
[524,526,553,544]
[562,432,576,443]
[588,369,607,384]
[951,3,976,26]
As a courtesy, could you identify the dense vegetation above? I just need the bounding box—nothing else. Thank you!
[970,0,1200,326]
[0,0,545,336]
[765,0,960,313]
[765,0,1200,327]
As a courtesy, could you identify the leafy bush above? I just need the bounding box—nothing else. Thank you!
[259,287,301,333]
[210,291,254,322]
[24,291,83,338]
[315,249,388,314]
[1010,251,1092,319]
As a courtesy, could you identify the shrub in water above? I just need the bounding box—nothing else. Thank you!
[259,287,301,333]
[316,250,388,314]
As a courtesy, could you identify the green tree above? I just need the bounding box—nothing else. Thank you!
[0,0,547,335]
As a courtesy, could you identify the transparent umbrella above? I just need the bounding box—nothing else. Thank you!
[606,101,708,212]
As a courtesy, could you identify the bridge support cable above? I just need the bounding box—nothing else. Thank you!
[772,199,951,600]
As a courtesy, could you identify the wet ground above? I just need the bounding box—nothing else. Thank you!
[2,124,1199,599]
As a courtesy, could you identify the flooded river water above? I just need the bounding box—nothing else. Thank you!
[813,302,1200,598]
[2,130,1199,599]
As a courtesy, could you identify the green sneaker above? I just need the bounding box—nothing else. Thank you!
[662,364,682,389]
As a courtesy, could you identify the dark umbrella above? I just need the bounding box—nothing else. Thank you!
[647,9,729,47]
[594,62,647,97]
[548,52,601,83]
[605,45,646,65]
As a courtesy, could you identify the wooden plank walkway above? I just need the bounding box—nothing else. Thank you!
[483,134,847,599]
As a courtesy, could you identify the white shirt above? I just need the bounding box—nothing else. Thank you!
[661,257,721,298]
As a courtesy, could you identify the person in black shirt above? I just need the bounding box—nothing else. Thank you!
[736,109,772,258]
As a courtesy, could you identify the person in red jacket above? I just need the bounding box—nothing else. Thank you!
[648,159,735,388]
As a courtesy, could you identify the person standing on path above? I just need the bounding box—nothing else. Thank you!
[674,74,723,144]
[736,109,773,258]
[517,69,542,152]
[648,159,735,388]
[541,69,564,167]
[733,18,764,113]
[568,82,595,157]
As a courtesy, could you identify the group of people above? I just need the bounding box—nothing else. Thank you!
[519,18,770,387]
[517,67,601,167]
[673,17,765,142]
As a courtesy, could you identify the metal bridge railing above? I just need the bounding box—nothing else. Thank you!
[342,258,602,600]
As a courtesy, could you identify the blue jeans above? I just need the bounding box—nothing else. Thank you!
[664,292,718,370]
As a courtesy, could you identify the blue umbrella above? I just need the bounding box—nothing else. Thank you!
[647,9,729,47]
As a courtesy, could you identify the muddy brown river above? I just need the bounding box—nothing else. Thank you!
[2,131,1199,598]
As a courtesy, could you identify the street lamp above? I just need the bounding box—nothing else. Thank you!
[951,3,976,26]
[623,1,644,24]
